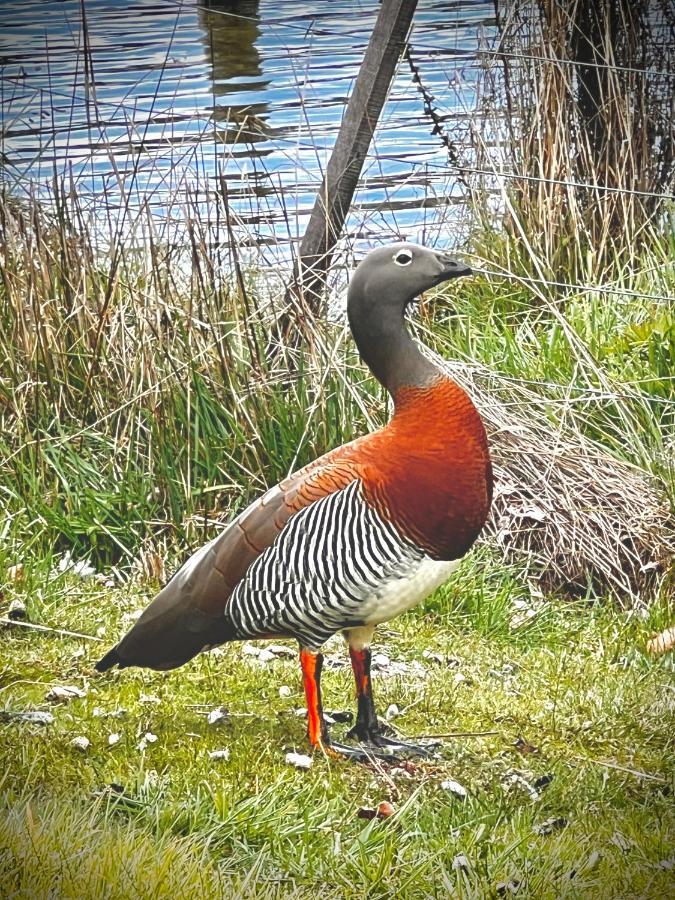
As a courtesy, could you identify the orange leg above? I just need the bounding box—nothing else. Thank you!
[300,648,329,749]
[347,646,379,740]
[346,644,435,758]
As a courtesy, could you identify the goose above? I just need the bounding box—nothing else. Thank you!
[96,243,493,758]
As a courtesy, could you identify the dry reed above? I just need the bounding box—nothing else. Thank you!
[438,354,674,601]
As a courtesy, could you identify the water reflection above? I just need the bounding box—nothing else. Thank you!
[0,0,495,250]
[199,0,271,145]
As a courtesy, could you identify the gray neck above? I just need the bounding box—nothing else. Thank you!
[348,302,442,399]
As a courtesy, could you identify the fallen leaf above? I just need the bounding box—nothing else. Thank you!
[372,653,390,669]
[208,749,230,761]
[513,736,539,755]
[356,803,394,820]
[46,685,86,702]
[93,706,128,719]
[610,831,632,852]
[278,685,292,698]
[646,626,675,656]
[585,850,602,871]
[139,693,161,705]
[266,644,295,658]
[7,564,25,583]
[137,732,158,751]
[534,816,568,835]
[440,779,468,799]
[70,736,90,752]
[385,703,400,719]
[658,858,675,870]
[452,854,470,871]
[376,801,395,819]
[0,710,54,726]
[389,766,413,780]
[207,706,229,725]
[285,752,312,770]
[8,598,27,620]
[502,770,540,802]
[58,551,97,580]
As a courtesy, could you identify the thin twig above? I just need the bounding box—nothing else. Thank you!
[417,730,499,739]
[572,754,667,783]
[0,618,102,642]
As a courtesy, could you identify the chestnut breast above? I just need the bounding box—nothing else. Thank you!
[359,378,493,560]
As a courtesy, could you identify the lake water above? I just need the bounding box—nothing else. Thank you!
[1,0,495,258]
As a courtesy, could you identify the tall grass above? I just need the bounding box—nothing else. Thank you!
[1,178,672,582]
[472,0,675,284]
[0,187,379,568]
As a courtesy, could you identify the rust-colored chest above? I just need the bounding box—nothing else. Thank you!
[357,378,493,560]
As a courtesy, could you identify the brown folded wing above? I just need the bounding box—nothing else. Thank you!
[108,437,369,669]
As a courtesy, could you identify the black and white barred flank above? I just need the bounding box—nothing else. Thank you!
[224,480,424,650]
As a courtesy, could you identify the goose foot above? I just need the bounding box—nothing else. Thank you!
[346,727,438,758]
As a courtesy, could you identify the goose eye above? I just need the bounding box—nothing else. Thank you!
[393,249,413,266]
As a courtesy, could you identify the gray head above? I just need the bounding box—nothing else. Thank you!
[348,242,471,312]
[347,242,472,397]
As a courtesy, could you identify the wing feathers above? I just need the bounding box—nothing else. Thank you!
[101,445,365,669]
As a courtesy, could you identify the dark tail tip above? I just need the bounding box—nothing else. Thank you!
[95,646,122,672]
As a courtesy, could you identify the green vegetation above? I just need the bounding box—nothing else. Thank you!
[1,174,674,895]
[1,192,673,574]
[1,10,674,887]
[1,561,674,897]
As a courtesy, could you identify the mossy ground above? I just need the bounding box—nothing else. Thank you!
[1,558,673,899]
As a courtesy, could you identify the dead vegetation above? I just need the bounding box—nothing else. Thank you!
[440,355,674,600]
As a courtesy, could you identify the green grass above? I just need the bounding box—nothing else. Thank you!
[1,561,674,898]
[1,178,673,898]
[2,193,674,571]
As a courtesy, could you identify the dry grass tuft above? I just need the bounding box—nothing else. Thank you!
[440,355,674,602]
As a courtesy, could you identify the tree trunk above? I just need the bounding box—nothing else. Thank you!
[290,0,419,317]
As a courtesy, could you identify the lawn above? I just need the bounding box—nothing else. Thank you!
[1,556,673,898]
[1,136,674,899]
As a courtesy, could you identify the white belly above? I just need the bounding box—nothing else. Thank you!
[359,557,461,626]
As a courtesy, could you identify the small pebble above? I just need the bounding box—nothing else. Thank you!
[8,598,27,619]
[207,706,229,725]
[440,779,468,799]
[108,732,121,747]
[278,685,292,698]
[208,749,230,761]
[70,736,90,752]
[285,751,313,770]
[137,732,158,751]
